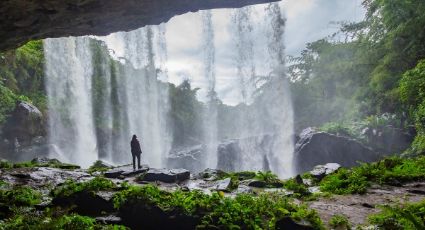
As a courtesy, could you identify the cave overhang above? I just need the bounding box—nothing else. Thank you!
[0,0,279,51]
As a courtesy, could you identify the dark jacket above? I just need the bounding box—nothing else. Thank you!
[131,138,142,155]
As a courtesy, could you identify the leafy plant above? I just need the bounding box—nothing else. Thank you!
[52,177,116,199]
[0,186,42,206]
[329,214,351,229]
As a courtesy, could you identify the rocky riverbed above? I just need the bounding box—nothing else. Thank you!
[0,157,424,229]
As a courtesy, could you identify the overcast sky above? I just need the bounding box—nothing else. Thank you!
[102,0,365,105]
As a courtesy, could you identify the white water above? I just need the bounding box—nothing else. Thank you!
[201,10,218,169]
[43,4,294,177]
[44,27,171,168]
[44,37,98,168]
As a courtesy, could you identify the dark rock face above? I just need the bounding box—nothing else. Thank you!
[294,128,379,174]
[2,101,44,145]
[142,168,190,183]
[275,217,315,230]
[361,126,413,154]
[217,140,242,172]
[104,165,149,178]
[0,0,277,51]
[167,145,204,173]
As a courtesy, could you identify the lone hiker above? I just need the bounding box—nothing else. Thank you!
[130,134,142,170]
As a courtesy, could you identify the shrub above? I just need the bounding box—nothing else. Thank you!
[368,199,425,230]
[282,178,310,198]
[52,177,116,199]
[113,184,324,229]
[0,186,42,206]
[318,122,356,137]
[329,214,351,229]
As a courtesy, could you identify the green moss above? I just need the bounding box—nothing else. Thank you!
[368,199,425,230]
[52,177,116,199]
[0,160,13,169]
[88,160,112,174]
[11,159,80,170]
[329,214,351,229]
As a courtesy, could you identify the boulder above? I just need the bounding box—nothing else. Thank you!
[196,168,226,181]
[275,217,315,230]
[361,126,413,154]
[142,168,190,183]
[52,190,114,216]
[294,128,379,174]
[213,178,231,191]
[248,180,267,188]
[104,165,148,178]
[167,145,204,173]
[310,163,341,181]
[2,101,44,145]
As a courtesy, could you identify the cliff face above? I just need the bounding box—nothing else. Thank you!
[0,0,276,51]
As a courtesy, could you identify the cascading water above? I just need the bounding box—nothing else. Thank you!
[44,26,171,168]
[201,10,218,169]
[44,37,98,168]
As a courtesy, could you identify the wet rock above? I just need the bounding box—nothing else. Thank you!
[310,163,341,181]
[275,217,315,230]
[167,145,204,173]
[104,165,148,178]
[213,178,231,191]
[294,128,378,174]
[2,101,44,145]
[142,169,190,183]
[196,168,226,181]
[31,157,61,165]
[0,0,275,52]
[53,191,114,216]
[235,184,253,194]
[248,180,267,188]
[96,215,122,225]
[295,174,304,184]
[361,125,413,154]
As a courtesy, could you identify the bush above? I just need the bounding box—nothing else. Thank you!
[0,186,42,206]
[319,156,425,194]
[368,199,425,230]
[282,178,311,198]
[52,177,116,199]
[329,214,351,229]
[318,122,356,137]
[113,184,324,229]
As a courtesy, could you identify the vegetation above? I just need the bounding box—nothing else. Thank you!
[0,212,128,230]
[0,186,42,206]
[368,199,425,230]
[329,214,351,230]
[51,177,117,199]
[320,156,425,194]
[113,184,324,229]
[0,158,80,170]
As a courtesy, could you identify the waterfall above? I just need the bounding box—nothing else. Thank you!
[44,26,171,168]
[44,37,98,168]
[201,10,218,169]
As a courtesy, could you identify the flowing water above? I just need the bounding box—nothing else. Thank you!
[43,3,294,177]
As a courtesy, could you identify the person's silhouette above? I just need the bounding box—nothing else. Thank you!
[130,135,142,170]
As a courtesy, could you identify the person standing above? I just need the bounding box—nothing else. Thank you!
[130,135,142,170]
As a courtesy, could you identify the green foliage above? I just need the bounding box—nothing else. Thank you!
[0,213,128,230]
[113,184,324,229]
[368,199,425,230]
[9,159,80,170]
[282,178,310,198]
[0,40,46,125]
[320,156,425,194]
[88,160,112,174]
[0,186,42,206]
[318,122,356,137]
[329,214,351,229]
[0,160,13,169]
[255,171,279,184]
[52,177,116,199]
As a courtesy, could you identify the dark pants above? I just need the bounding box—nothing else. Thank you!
[132,154,141,170]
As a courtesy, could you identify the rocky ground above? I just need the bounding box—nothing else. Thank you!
[0,157,424,229]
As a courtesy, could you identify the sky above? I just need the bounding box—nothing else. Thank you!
[101,0,365,105]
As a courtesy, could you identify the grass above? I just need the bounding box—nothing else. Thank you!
[0,158,80,170]
[88,160,112,174]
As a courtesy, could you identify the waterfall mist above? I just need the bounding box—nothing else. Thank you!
[43,3,294,177]
[44,37,98,168]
